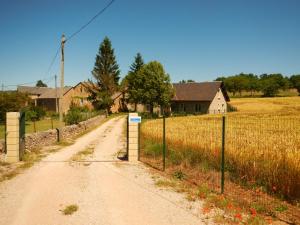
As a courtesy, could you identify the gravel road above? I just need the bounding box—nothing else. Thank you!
[0,117,209,225]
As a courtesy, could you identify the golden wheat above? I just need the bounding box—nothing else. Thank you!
[141,97,300,200]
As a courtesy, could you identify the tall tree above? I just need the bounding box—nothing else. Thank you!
[138,61,174,114]
[290,75,300,95]
[259,74,287,97]
[129,53,144,73]
[124,53,145,111]
[36,80,47,87]
[89,37,120,113]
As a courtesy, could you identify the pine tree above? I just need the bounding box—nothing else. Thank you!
[36,80,47,87]
[89,37,120,112]
[129,53,144,73]
[124,53,145,111]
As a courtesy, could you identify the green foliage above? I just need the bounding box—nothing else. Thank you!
[24,106,46,121]
[290,74,300,95]
[129,53,144,73]
[123,53,145,110]
[139,61,174,113]
[215,73,291,97]
[89,36,120,112]
[64,108,83,125]
[260,74,289,97]
[0,91,30,122]
[36,80,47,87]
[173,170,186,180]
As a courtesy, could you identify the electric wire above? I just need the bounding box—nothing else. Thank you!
[66,0,115,42]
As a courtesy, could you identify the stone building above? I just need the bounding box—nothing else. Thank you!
[18,82,93,113]
[171,81,230,114]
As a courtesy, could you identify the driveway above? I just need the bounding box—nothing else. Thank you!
[0,117,208,225]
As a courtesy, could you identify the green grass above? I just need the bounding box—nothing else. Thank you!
[0,119,64,140]
[25,119,65,134]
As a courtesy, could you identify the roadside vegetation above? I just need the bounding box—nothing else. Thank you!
[140,96,300,224]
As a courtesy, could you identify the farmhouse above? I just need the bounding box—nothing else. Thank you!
[171,81,230,114]
[18,82,93,113]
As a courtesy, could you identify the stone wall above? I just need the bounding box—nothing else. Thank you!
[0,115,105,153]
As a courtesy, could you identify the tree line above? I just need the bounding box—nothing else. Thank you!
[215,73,300,97]
[88,37,173,114]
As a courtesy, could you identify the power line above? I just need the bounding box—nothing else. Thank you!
[45,45,61,76]
[66,0,115,42]
[5,75,56,87]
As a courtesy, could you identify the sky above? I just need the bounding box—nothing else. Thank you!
[0,0,300,89]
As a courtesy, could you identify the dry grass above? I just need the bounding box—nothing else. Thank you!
[61,204,78,215]
[141,96,300,201]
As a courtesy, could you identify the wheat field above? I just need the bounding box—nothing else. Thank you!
[141,97,300,200]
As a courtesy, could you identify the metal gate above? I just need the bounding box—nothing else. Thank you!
[19,111,25,160]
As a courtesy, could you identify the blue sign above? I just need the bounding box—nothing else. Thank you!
[129,116,141,123]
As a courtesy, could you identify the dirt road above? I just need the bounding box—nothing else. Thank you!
[0,117,208,225]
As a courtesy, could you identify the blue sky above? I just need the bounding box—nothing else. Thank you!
[0,0,299,89]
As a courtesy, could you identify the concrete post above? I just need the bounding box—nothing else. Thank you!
[128,113,139,162]
[5,112,20,163]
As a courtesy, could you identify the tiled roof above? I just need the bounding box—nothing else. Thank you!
[172,81,230,102]
[17,86,51,95]
[38,87,72,99]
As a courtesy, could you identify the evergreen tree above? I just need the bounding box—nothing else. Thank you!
[129,53,144,73]
[124,53,145,111]
[36,80,47,87]
[89,37,120,112]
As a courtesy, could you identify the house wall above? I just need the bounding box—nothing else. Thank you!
[37,99,56,111]
[62,83,93,113]
[208,88,227,114]
[171,101,210,114]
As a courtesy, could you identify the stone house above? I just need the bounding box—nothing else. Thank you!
[18,82,93,113]
[171,81,230,114]
[111,81,229,115]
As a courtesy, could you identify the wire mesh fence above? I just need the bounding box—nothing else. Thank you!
[140,114,300,202]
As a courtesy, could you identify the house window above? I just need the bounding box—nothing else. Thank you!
[195,104,201,112]
[180,103,185,112]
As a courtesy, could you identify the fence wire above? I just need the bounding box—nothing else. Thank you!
[140,114,300,202]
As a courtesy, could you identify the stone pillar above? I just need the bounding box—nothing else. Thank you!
[5,112,20,163]
[128,113,139,162]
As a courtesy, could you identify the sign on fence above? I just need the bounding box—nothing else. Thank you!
[129,116,141,124]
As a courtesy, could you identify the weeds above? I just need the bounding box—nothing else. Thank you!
[61,204,78,215]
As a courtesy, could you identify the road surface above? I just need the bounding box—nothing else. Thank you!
[0,117,208,225]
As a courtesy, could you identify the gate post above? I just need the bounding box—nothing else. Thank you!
[128,113,139,162]
[5,112,20,163]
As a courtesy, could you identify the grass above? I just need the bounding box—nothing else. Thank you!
[0,118,64,140]
[61,204,78,215]
[70,147,94,162]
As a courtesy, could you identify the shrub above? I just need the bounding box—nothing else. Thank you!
[64,108,83,125]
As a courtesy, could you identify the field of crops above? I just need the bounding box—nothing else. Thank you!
[141,96,300,201]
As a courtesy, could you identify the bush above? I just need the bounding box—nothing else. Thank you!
[64,108,83,125]
[23,106,46,121]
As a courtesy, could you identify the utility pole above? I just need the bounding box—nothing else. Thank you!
[55,75,58,113]
[59,34,65,122]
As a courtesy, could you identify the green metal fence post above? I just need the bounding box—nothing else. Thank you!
[221,115,226,194]
[163,114,166,171]
[138,123,140,161]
